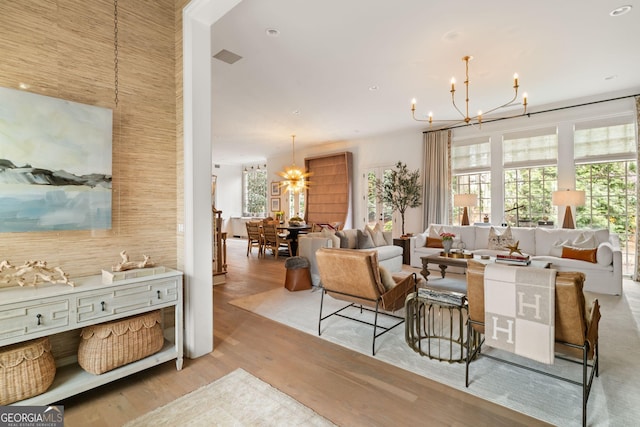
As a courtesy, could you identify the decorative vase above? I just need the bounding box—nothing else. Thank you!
[443,239,453,254]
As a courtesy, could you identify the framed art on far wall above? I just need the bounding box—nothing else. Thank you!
[271,197,280,212]
[271,181,281,196]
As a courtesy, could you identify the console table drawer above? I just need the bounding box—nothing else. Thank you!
[76,279,179,323]
[0,299,70,342]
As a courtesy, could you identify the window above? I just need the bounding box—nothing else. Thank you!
[243,168,267,216]
[575,117,637,275]
[503,128,558,226]
[452,138,490,224]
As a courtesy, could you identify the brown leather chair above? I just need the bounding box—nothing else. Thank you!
[315,248,416,355]
[465,260,601,427]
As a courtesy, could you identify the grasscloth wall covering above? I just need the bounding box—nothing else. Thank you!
[0,1,179,277]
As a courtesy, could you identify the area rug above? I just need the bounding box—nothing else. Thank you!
[123,368,336,427]
[230,276,640,427]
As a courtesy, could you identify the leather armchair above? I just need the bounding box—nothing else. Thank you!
[465,259,601,427]
[315,248,416,355]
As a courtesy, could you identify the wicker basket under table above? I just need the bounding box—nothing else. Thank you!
[0,337,56,405]
[78,310,164,375]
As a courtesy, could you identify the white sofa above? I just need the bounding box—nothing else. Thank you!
[299,228,403,286]
[409,224,622,295]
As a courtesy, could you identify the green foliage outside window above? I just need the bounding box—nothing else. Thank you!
[244,170,267,216]
[575,161,637,236]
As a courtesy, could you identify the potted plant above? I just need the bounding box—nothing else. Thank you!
[376,161,423,236]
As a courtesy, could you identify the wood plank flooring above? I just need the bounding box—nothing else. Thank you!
[62,238,550,426]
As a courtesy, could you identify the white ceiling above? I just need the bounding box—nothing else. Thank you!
[211,0,640,165]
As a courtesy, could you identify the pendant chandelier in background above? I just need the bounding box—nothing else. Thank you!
[278,135,311,193]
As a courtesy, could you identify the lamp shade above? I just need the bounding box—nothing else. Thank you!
[454,193,478,207]
[552,190,585,207]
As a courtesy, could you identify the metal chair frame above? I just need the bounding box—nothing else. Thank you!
[465,319,599,427]
[318,285,413,355]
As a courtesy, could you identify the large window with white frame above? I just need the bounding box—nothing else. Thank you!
[451,138,491,225]
[242,167,267,217]
[503,128,558,227]
[574,116,637,276]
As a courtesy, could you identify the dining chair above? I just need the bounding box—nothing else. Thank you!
[245,221,264,257]
[262,223,292,259]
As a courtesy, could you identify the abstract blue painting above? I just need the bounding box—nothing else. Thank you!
[0,87,112,232]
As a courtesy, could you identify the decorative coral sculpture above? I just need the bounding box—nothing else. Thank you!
[112,251,155,272]
[0,260,74,287]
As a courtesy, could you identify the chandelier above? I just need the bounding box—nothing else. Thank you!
[278,135,311,193]
[411,55,528,128]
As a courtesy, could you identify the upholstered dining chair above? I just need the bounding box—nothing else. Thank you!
[262,222,292,259]
[465,259,601,427]
[245,221,264,257]
[315,248,417,355]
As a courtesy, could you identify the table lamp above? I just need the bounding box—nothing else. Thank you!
[552,189,585,229]
[454,193,478,226]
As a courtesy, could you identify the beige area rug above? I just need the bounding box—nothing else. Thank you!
[230,275,640,427]
[123,368,336,427]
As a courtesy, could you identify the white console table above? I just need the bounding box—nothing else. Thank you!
[0,268,183,405]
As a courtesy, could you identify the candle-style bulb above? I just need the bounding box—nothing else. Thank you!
[450,77,456,91]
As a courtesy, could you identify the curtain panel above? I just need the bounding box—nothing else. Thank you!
[634,96,640,281]
[422,130,451,230]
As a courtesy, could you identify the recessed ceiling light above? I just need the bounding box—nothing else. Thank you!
[265,28,280,37]
[610,5,632,16]
[292,110,300,115]
[604,74,618,81]
[368,85,379,91]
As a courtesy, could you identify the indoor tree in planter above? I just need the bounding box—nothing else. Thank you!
[376,161,423,236]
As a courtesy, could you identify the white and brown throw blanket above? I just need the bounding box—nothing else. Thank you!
[484,263,556,364]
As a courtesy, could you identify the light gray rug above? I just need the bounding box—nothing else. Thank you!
[231,275,640,427]
[123,368,336,427]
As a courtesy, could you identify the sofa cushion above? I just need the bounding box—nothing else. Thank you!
[366,223,388,247]
[337,229,358,249]
[487,226,515,250]
[596,242,614,266]
[374,245,404,261]
[562,246,597,263]
[357,229,374,249]
[550,239,572,257]
[335,230,349,248]
[572,232,597,249]
[426,237,443,248]
[379,266,396,291]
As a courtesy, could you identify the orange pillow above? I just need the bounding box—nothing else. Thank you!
[561,246,597,263]
[425,237,443,248]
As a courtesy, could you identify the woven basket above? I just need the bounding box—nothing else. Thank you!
[0,337,56,405]
[78,310,164,375]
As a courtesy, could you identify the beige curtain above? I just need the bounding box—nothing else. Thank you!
[422,130,451,229]
[634,96,640,281]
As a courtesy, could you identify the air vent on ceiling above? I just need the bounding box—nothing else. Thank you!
[213,49,242,65]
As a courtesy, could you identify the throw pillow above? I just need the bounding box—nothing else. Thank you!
[596,243,613,266]
[335,230,349,248]
[572,232,597,249]
[366,223,388,247]
[561,246,597,263]
[425,237,444,248]
[357,229,375,249]
[378,266,396,291]
[428,226,443,238]
[550,239,571,257]
[487,226,515,250]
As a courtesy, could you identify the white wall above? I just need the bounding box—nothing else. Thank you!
[212,163,243,231]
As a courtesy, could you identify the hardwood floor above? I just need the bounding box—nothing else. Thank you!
[62,238,550,426]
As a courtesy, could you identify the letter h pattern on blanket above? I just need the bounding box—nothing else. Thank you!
[484,263,556,364]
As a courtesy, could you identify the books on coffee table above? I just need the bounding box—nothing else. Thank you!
[417,288,466,306]
[495,253,531,266]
